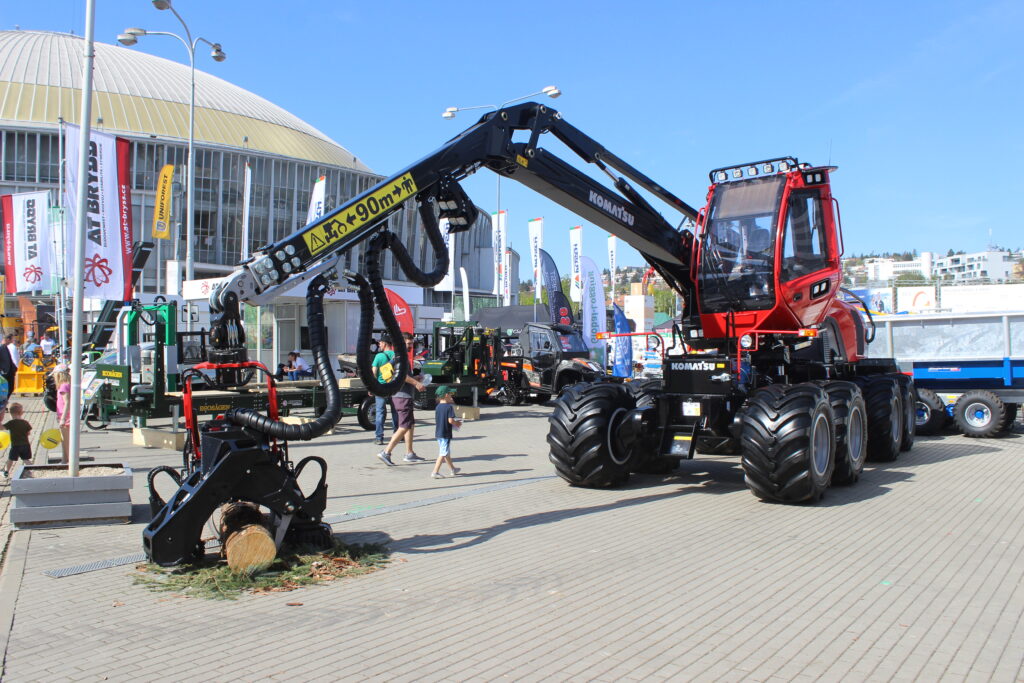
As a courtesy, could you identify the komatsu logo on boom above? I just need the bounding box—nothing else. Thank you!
[588,190,635,226]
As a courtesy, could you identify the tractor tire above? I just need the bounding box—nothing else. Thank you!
[894,374,917,452]
[357,396,375,431]
[816,380,867,486]
[1000,403,1019,434]
[854,375,903,462]
[628,379,662,407]
[914,387,947,436]
[954,390,1007,438]
[624,378,676,473]
[547,382,636,487]
[739,383,836,504]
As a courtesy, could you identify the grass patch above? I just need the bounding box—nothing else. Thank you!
[134,541,390,600]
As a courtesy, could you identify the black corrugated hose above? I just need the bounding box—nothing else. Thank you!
[351,200,450,397]
[224,275,341,440]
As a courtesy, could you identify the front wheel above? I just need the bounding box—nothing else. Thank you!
[854,375,902,462]
[894,374,916,452]
[915,387,947,436]
[739,383,835,504]
[547,383,636,487]
[817,380,867,486]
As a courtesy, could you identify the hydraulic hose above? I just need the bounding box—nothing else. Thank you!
[350,199,451,397]
[224,276,341,440]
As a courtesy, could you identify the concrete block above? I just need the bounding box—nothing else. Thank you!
[9,465,134,528]
[132,428,186,450]
[338,377,364,389]
[454,405,480,420]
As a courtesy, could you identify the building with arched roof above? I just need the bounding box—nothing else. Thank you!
[0,30,497,359]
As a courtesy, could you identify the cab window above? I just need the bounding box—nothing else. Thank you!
[529,329,551,351]
[781,190,828,280]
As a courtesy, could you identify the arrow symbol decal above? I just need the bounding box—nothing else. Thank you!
[347,213,356,224]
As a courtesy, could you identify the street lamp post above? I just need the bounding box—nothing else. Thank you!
[118,0,225,330]
[442,87,561,313]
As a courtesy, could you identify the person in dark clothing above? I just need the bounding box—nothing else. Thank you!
[0,334,16,394]
[3,403,32,478]
[430,386,462,479]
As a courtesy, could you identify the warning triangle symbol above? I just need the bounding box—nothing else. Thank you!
[310,233,326,251]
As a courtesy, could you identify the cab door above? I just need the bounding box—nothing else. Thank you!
[778,188,839,326]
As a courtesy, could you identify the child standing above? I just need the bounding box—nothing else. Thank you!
[3,403,32,479]
[431,386,462,479]
[53,364,71,465]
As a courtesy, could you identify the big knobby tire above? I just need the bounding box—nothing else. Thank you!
[357,396,375,431]
[739,383,836,504]
[915,387,947,436]
[854,375,902,462]
[547,382,637,487]
[954,390,1007,438]
[816,381,867,486]
[625,379,676,474]
[894,374,917,452]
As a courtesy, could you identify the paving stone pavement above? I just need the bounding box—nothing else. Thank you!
[1,402,1023,681]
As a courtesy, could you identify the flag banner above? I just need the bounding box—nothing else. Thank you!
[241,161,252,261]
[540,248,574,325]
[580,256,607,358]
[608,235,617,293]
[492,210,507,297]
[383,288,414,335]
[612,303,633,377]
[569,225,583,302]
[152,164,174,239]
[459,266,471,321]
[502,248,513,305]
[64,123,133,301]
[528,217,543,297]
[305,175,326,225]
[434,218,456,292]
[3,191,55,294]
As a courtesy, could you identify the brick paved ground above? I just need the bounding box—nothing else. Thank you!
[1,401,1023,681]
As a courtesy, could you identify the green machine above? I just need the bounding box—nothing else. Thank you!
[416,321,504,408]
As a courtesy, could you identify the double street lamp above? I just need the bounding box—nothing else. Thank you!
[118,0,226,315]
[442,87,562,306]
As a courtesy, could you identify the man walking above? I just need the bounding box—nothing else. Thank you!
[0,335,17,394]
[376,334,426,466]
[371,335,398,445]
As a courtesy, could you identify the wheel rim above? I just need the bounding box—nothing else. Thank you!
[890,395,902,444]
[915,401,930,427]
[848,405,865,465]
[607,407,631,466]
[811,412,831,477]
[964,402,992,428]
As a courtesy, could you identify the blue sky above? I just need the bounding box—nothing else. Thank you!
[8,0,1024,280]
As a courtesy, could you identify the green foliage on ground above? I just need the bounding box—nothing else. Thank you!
[133,541,390,600]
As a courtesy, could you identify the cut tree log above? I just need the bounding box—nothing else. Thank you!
[218,502,276,574]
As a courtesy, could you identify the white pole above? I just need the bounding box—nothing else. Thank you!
[68,0,97,477]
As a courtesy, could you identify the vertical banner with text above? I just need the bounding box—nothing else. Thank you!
[434,218,456,292]
[305,175,326,225]
[569,225,583,302]
[64,123,133,301]
[608,235,617,294]
[611,304,633,377]
[502,248,513,305]
[528,217,543,298]
[152,164,174,239]
[3,191,55,294]
[492,210,506,297]
[540,248,574,326]
[241,161,252,261]
[580,255,607,362]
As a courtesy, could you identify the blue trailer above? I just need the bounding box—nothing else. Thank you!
[867,311,1024,437]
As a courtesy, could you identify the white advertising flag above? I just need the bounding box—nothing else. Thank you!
[459,266,471,321]
[580,255,607,362]
[435,218,456,292]
[2,191,55,294]
[569,225,583,302]
[492,210,507,297]
[241,161,252,261]
[528,217,543,298]
[305,175,326,225]
[63,123,133,300]
[502,249,512,305]
[608,235,617,293]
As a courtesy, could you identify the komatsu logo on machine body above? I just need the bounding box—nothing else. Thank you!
[671,361,716,371]
[588,190,635,226]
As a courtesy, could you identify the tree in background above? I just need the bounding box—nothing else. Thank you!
[894,271,926,283]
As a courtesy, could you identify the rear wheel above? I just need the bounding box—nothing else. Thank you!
[854,375,903,462]
[625,379,677,474]
[914,387,947,436]
[817,381,867,485]
[954,390,1007,438]
[547,383,636,487]
[739,383,835,504]
[357,396,375,431]
[894,374,916,452]
[1000,403,1019,433]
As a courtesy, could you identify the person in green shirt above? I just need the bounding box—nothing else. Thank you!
[371,336,398,445]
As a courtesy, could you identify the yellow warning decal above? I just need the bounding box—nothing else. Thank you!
[673,435,692,441]
[516,154,529,167]
[716,363,726,368]
[302,173,418,256]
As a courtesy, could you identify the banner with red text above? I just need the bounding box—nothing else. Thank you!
[64,124,133,300]
[3,191,56,294]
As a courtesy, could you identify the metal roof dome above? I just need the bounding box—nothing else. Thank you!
[0,30,371,172]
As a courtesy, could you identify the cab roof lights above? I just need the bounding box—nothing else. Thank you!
[708,156,799,183]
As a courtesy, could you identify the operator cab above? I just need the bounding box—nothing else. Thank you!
[695,157,842,337]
